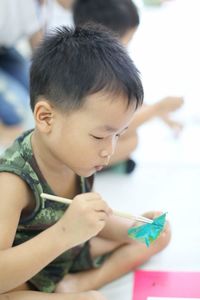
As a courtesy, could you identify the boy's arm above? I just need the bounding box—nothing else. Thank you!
[131,103,158,128]
[98,211,162,243]
[0,173,110,293]
[0,173,74,293]
[106,96,183,166]
[98,214,133,243]
[132,96,184,128]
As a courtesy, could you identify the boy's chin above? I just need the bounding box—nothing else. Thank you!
[76,168,96,178]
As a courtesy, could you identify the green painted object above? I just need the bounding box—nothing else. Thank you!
[128,213,167,247]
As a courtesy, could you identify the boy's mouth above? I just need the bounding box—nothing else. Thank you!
[95,165,104,171]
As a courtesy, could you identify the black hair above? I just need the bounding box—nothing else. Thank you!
[73,0,140,38]
[30,25,143,111]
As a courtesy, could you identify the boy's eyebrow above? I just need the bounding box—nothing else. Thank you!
[98,125,129,132]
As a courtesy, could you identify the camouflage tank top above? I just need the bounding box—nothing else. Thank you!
[0,130,94,292]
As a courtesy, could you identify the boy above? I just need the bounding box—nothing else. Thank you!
[73,0,184,172]
[0,26,170,299]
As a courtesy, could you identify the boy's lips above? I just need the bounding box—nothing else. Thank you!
[95,165,105,171]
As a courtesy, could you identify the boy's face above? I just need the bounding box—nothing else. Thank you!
[120,27,138,46]
[41,92,136,177]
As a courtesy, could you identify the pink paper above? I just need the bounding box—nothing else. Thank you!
[133,270,200,299]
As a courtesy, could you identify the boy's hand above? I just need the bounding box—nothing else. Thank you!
[161,115,183,135]
[133,211,165,227]
[142,210,163,220]
[57,192,112,248]
[142,211,170,235]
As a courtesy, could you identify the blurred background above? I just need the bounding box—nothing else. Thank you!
[0,0,200,299]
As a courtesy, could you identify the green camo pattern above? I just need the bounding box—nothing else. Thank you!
[0,130,95,292]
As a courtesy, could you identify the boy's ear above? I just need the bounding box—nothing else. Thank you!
[34,99,55,133]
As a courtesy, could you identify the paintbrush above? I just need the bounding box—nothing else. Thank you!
[41,193,153,224]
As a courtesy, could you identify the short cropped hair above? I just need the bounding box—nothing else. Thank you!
[73,0,140,38]
[30,25,143,111]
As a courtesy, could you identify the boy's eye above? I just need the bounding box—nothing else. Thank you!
[91,134,121,140]
[91,135,104,140]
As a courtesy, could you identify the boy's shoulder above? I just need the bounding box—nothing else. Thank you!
[0,130,40,186]
[0,130,33,166]
[0,129,45,206]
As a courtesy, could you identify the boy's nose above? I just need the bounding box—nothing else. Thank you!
[99,150,111,166]
[99,138,117,160]
[100,144,116,159]
[100,150,110,158]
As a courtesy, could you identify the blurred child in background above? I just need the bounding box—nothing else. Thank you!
[0,0,44,146]
[73,0,184,173]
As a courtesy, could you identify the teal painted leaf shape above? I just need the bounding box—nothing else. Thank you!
[128,213,167,247]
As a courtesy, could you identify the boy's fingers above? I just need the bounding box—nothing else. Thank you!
[74,192,102,202]
[79,192,101,199]
[74,193,112,215]
[85,197,111,212]
[143,211,163,220]
[97,211,110,221]
[94,201,112,215]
